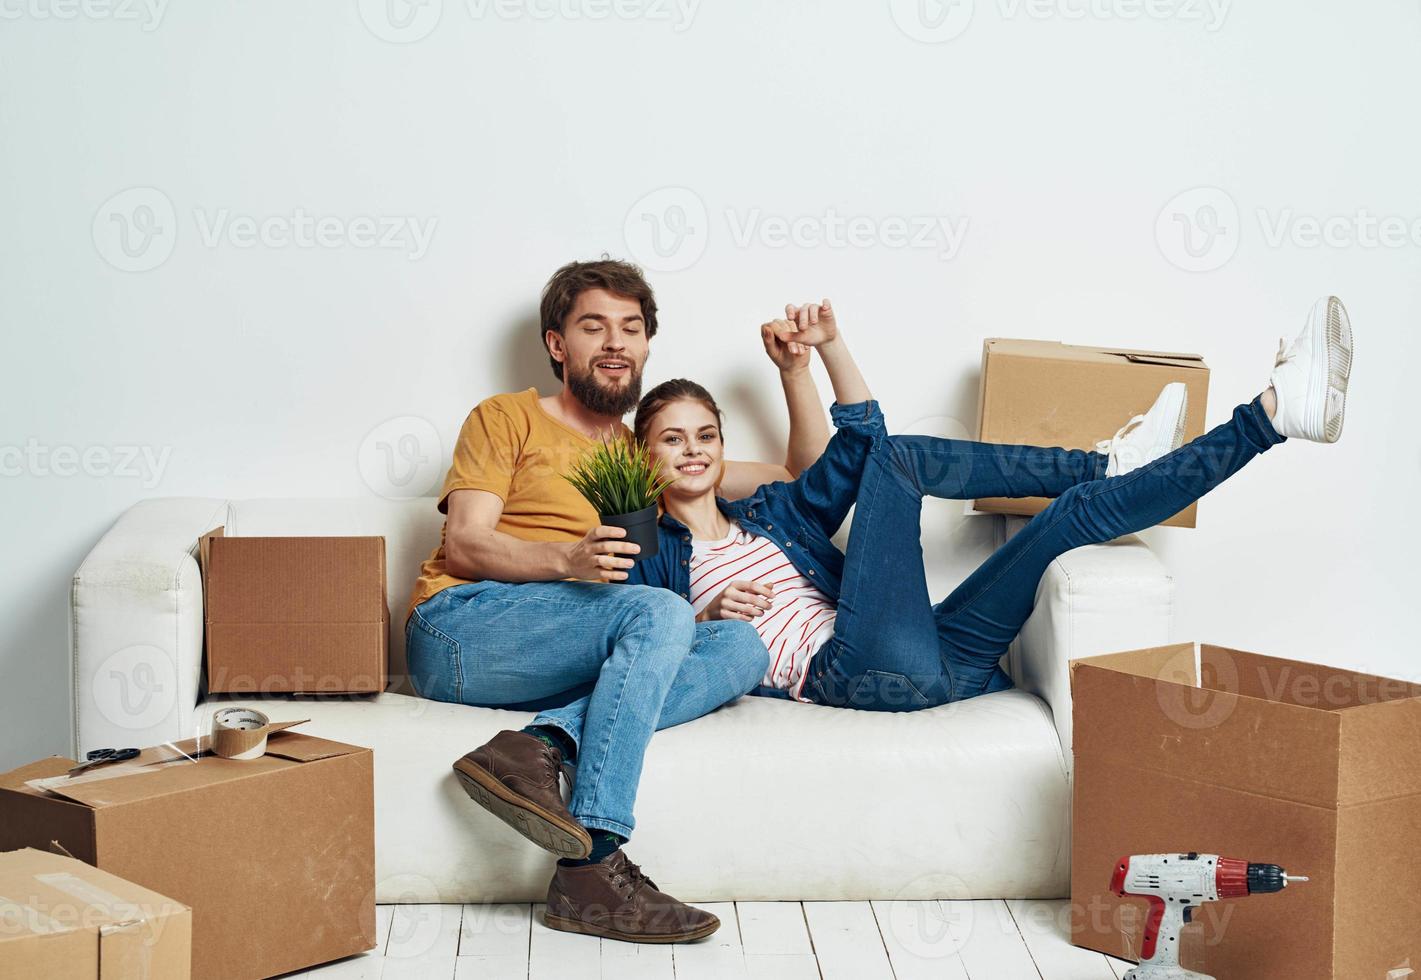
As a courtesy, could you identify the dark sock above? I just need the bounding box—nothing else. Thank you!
[521,724,577,763]
[558,832,625,867]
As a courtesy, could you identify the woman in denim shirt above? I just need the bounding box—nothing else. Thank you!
[621,296,1350,711]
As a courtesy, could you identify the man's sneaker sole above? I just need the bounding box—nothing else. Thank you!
[1317,295,1353,443]
[453,760,592,859]
[543,911,721,944]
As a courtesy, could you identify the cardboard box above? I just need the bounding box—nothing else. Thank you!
[198,527,389,693]
[0,732,375,980]
[0,847,191,979]
[1070,642,1421,979]
[973,339,1210,528]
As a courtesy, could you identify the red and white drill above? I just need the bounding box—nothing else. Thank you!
[1110,852,1307,980]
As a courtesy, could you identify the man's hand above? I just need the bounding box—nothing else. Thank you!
[564,525,641,582]
[764,298,839,351]
[697,580,775,622]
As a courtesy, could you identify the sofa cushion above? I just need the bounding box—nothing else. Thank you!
[198,686,1068,903]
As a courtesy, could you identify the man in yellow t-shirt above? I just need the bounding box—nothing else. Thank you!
[407,259,829,944]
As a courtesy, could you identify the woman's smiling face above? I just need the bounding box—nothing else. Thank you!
[645,398,724,503]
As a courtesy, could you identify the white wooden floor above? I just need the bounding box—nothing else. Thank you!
[287,900,1138,979]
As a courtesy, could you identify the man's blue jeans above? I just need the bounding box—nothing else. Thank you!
[803,396,1286,710]
[407,581,769,837]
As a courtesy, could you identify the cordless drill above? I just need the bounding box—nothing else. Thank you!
[1110,852,1307,980]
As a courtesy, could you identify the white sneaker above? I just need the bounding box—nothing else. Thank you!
[1095,382,1189,478]
[1268,295,1353,443]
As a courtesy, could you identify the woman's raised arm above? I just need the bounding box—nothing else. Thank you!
[770,299,872,405]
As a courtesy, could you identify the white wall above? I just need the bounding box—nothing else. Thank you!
[2,0,1418,770]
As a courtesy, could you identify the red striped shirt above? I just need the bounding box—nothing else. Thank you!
[687,522,836,702]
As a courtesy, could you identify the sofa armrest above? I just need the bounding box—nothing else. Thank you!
[1004,519,1174,780]
[71,498,229,757]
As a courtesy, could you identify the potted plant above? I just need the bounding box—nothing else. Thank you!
[564,438,676,562]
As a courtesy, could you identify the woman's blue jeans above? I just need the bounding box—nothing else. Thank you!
[407,581,768,837]
[802,396,1286,711]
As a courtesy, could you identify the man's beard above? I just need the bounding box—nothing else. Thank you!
[566,359,644,417]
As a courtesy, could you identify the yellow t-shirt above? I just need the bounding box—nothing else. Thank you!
[407,388,627,620]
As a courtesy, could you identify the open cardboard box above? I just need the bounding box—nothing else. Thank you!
[198,527,389,694]
[0,847,192,979]
[0,731,375,980]
[973,339,1210,528]
[1070,642,1421,979]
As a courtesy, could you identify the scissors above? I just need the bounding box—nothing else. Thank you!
[66,747,140,777]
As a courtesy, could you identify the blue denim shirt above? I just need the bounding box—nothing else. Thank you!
[625,399,887,604]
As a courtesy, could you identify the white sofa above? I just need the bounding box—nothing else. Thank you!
[70,496,1173,903]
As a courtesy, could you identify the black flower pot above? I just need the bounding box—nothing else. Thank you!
[601,504,659,562]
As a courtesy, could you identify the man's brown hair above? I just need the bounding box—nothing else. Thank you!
[539,258,659,381]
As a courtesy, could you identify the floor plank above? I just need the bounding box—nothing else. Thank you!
[375,905,394,955]
[528,903,600,980]
[1007,900,1118,980]
[737,902,813,956]
[803,901,894,980]
[672,902,747,980]
[320,900,1139,980]
[1105,953,1136,979]
[602,918,674,980]
[871,900,971,980]
[600,938,675,980]
[454,956,529,980]
[385,904,462,960]
[459,903,531,959]
[381,955,455,980]
[744,953,822,980]
[287,953,386,979]
[946,899,1042,980]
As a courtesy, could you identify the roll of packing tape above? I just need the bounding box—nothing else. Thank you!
[209,707,308,760]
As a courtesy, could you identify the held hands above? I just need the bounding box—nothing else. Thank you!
[566,525,640,583]
[698,580,775,622]
[761,299,839,372]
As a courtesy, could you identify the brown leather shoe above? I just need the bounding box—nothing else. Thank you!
[452,731,592,859]
[543,850,720,943]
